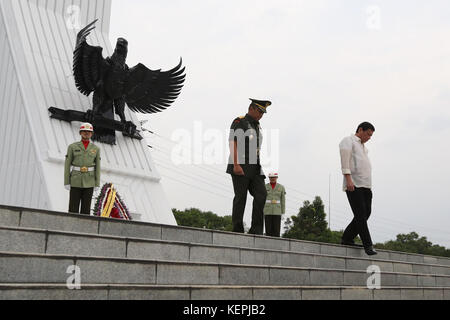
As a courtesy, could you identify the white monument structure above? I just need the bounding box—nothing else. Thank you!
[0,0,177,225]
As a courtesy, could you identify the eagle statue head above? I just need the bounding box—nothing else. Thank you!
[114,37,128,60]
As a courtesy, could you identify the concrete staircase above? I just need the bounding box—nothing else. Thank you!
[0,205,449,300]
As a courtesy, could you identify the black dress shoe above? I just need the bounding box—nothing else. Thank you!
[364,246,378,256]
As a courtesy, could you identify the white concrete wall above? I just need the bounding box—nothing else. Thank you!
[0,0,176,225]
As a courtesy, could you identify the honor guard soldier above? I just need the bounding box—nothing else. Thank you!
[64,123,101,215]
[264,172,286,237]
[227,99,271,235]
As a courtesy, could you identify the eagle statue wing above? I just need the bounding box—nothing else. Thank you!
[73,19,107,96]
[125,60,186,114]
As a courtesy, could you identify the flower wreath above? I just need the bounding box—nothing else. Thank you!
[94,183,132,220]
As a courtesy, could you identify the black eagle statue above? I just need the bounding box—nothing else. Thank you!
[73,19,186,144]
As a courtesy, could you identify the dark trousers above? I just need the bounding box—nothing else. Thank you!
[231,172,267,235]
[265,215,282,238]
[69,187,94,215]
[342,187,373,248]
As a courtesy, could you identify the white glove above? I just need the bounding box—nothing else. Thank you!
[94,187,100,193]
[65,185,71,191]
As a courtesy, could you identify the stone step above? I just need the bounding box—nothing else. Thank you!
[0,284,448,300]
[1,225,450,276]
[1,206,449,267]
[1,252,450,288]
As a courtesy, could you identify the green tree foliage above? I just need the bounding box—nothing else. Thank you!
[282,197,326,241]
[172,208,234,232]
[283,197,333,243]
[376,232,450,258]
[282,196,360,245]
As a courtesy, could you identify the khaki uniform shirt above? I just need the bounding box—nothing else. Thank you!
[264,183,286,216]
[64,141,101,188]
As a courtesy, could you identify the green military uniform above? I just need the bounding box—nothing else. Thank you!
[65,141,101,215]
[264,183,286,237]
[227,99,271,235]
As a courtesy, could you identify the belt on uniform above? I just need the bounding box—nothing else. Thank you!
[266,200,281,204]
[72,166,95,173]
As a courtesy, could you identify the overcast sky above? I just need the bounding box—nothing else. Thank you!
[110,0,450,247]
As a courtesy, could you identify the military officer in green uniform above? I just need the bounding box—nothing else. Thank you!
[64,123,101,215]
[227,99,271,235]
[264,172,286,237]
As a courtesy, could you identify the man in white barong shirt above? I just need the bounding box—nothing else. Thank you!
[339,122,377,256]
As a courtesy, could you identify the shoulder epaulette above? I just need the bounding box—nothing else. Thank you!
[233,116,245,123]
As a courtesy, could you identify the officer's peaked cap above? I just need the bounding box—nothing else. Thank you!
[250,99,271,114]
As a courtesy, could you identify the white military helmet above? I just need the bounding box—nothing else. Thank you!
[80,123,94,132]
[268,172,279,178]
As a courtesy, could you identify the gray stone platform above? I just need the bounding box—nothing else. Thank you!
[0,284,448,300]
[0,205,449,300]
